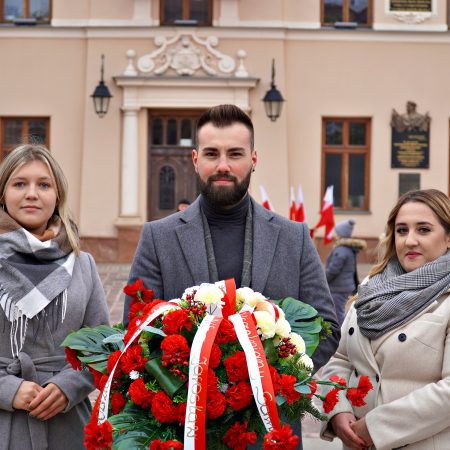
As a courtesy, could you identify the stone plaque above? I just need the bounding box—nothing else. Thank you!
[391,101,430,169]
[389,0,432,12]
[399,173,420,197]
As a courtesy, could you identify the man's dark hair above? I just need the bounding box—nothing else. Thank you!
[195,104,254,150]
[177,198,190,206]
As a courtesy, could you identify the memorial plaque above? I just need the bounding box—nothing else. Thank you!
[391,130,429,168]
[390,101,430,169]
[399,173,420,197]
[390,0,432,12]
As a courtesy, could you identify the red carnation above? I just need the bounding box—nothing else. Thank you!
[161,335,190,370]
[224,351,249,383]
[306,380,317,398]
[65,347,82,371]
[323,387,340,413]
[128,378,155,409]
[330,375,347,387]
[123,279,154,302]
[150,440,183,450]
[88,367,108,391]
[111,391,127,414]
[177,402,187,425]
[226,381,253,411]
[264,424,299,450]
[215,319,237,345]
[209,344,222,369]
[207,369,219,393]
[207,390,227,419]
[346,375,373,407]
[151,391,179,423]
[120,345,148,374]
[162,309,193,335]
[268,365,281,394]
[107,350,123,378]
[84,419,113,450]
[124,315,146,345]
[141,299,165,317]
[223,421,257,450]
[279,374,301,405]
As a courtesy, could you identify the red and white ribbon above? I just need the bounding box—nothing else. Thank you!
[229,311,281,432]
[184,314,223,450]
[98,301,180,424]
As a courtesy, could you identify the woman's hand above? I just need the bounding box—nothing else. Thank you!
[350,417,373,447]
[331,412,369,450]
[28,383,68,421]
[12,380,43,410]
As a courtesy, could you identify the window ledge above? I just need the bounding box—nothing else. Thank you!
[334,209,372,215]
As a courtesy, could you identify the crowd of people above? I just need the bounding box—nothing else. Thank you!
[1,104,450,450]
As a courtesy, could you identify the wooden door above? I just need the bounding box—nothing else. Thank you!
[148,110,203,221]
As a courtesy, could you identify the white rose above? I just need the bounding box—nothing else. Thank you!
[194,284,224,306]
[289,332,306,354]
[300,353,314,374]
[253,311,276,340]
[236,287,266,308]
[274,305,285,319]
[275,317,291,338]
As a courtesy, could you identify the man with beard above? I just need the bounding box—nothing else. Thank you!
[122,104,339,373]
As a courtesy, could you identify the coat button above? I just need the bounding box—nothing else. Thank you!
[376,374,380,382]
[349,327,354,335]
[398,333,407,342]
[354,368,359,377]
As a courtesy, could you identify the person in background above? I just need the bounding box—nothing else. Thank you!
[326,219,366,325]
[176,198,191,212]
[320,189,450,450]
[0,144,109,450]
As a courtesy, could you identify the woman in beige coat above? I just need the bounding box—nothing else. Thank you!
[320,189,450,450]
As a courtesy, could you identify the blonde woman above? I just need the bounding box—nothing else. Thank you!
[0,144,109,449]
[321,189,450,450]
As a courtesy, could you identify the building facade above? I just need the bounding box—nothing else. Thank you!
[1,0,449,262]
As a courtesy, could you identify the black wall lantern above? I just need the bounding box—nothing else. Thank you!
[262,59,284,122]
[91,54,113,118]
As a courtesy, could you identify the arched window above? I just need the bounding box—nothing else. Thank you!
[159,166,175,210]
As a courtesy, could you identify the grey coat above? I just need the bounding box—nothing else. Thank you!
[124,196,340,370]
[0,252,109,450]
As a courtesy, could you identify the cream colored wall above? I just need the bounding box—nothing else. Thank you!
[0,37,87,223]
[53,0,134,20]
[283,34,450,237]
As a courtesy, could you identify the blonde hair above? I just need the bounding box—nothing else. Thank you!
[0,144,80,254]
[347,189,450,308]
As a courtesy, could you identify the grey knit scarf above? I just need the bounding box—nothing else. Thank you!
[355,251,450,339]
[0,210,75,356]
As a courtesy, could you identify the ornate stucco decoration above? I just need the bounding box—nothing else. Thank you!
[391,12,432,24]
[132,32,248,77]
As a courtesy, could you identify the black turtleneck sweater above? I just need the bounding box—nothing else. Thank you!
[199,194,250,287]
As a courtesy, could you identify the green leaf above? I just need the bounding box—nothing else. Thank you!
[280,297,318,321]
[103,333,126,344]
[262,339,278,365]
[145,358,187,398]
[276,394,286,406]
[294,384,312,394]
[142,326,167,337]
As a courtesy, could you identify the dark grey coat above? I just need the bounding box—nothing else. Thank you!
[326,239,365,325]
[0,252,109,450]
[124,196,340,370]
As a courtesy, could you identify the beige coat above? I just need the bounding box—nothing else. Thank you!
[320,292,450,450]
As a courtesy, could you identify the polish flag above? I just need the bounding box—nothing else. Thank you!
[295,185,306,223]
[259,185,274,211]
[289,186,297,220]
[313,186,335,244]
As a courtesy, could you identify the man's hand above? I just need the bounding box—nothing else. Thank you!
[331,412,369,450]
[28,383,68,420]
[12,381,43,410]
[350,417,373,447]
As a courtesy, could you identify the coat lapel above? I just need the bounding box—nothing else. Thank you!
[175,200,209,285]
[251,199,280,293]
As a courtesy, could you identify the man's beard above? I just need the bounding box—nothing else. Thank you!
[197,169,252,207]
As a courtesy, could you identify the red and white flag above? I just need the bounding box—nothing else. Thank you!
[289,186,297,220]
[295,184,306,223]
[313,185,335,244]
[259,185,274,211]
